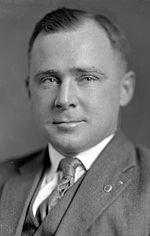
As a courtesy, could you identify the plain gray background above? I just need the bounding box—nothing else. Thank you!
[0,0,150,161]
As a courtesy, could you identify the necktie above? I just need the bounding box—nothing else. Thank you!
[36,157,85,223]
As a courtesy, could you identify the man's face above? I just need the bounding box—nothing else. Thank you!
[29,20,134,156]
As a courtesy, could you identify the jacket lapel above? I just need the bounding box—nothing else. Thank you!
[55,132,137,236]
[0,148,48,236]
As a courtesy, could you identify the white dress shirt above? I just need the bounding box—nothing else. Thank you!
[33,134,114,216]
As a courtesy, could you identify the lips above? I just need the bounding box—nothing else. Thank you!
[53,120,82,124]
[53,119,85,129]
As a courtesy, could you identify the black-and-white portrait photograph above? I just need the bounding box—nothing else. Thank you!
[0,0,150,235]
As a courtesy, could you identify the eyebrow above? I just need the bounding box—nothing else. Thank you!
[70,67,106,76]
[34,67,107,79]
[33,70,60,80]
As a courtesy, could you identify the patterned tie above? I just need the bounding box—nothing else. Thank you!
[36,157,85,223]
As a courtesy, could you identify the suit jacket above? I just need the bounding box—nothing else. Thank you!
[0,131,150,236]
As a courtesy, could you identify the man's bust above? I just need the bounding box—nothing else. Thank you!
[1,7,150,236]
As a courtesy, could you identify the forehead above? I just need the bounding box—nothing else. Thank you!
[30,20,121,73]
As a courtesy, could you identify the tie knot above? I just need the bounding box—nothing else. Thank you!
[57,157,85,198]
[58,157,83,179]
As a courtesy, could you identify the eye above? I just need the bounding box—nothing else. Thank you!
[80,75,98,82]
[41,76,60,85]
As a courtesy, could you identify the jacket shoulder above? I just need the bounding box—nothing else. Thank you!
[134,144,150,186]
[0,148,46,185]
[136,144,150,166]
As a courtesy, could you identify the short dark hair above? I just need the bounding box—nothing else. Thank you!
[28,7,129,63]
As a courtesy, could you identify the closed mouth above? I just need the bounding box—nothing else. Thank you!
[53,120,85,129]
[53,120,82,124]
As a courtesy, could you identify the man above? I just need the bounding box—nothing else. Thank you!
[0,7,150,236]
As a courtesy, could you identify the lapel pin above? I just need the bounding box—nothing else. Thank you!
[103,184,113,193]
[119,180,124,185]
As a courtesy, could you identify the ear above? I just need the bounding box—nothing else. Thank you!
[25,76,31,98]
[120,70,136,106]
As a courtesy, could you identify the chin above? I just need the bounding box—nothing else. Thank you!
[51,140,84,156]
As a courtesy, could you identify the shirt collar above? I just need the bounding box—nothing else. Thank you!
[75,134,114,170]
[48,134,114,172]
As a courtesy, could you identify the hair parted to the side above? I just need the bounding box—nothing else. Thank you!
[28,7,130,63]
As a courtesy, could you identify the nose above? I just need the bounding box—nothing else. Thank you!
[54,78,77,110]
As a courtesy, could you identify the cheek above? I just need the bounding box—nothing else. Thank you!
[30,86,56,109]
[85,84,121,120]
[30,92,50,120]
